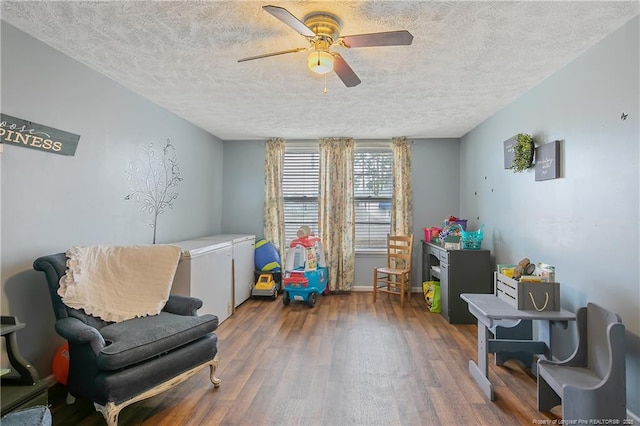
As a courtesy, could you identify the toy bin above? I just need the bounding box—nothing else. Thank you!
[453,224,484,249]
[495,272,560,311]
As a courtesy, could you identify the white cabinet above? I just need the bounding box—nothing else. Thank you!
[171,239,233,323]
[196,234,255,310]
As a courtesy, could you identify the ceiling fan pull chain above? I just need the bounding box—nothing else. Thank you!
[324,74,327,94]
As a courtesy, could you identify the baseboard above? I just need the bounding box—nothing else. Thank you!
[351,286,371,292]
[352,285,420,293]
[628,409,640,424]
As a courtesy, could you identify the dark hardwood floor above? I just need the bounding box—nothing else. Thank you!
[48,292,561,425]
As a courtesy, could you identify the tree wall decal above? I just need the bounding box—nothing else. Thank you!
[125,139,183,243]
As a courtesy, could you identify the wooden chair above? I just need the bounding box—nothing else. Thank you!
[373,234,414,307]
[537,302,626,423]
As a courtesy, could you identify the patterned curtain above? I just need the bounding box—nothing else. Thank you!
[263,138,286,258]
[391,137,413,236]
[319,138,355,291]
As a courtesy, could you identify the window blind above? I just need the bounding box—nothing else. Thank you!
[282,149,319,244]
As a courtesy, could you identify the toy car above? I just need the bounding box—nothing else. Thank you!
[252,273,277,299]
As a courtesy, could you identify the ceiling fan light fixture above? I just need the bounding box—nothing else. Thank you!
[307,50,333,74]
[239,6,413,88]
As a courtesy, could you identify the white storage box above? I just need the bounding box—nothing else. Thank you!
[494,272,560,311]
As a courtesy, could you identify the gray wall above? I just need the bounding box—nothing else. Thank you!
[409,138,461,286]
[222,138,462,288]
[459,17,639,415]
[1,23,224,375]
[221,140,268,238]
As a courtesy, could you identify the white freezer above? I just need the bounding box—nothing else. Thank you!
[195,234,255,244]
[195,234,256,309]
[171,239,234,324]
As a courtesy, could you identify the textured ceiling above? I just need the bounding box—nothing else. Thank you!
[1,1,638,140]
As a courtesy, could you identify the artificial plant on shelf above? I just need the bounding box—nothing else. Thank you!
[509,133,535,173]
[125,138,183,243]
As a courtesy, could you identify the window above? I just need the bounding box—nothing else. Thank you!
[354,147,393,249]
[282,147,319,245]
[282,143,392,250]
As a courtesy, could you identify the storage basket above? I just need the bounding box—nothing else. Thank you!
[455,224,484,250]
[495,272,560,311]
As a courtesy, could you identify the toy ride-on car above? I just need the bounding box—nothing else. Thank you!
[282,226,329,308]
[282,268,328,307]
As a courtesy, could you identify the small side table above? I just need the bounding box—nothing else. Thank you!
[0,316,48,416]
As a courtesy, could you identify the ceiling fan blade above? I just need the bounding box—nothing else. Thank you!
[340,30,414,48]
[263,5,315,37]
[332,53,361,87]
[238,47,307,63]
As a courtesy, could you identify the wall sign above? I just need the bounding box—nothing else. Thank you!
[535,140,560,181]
[0,113,80,156]
[503,135,517,169]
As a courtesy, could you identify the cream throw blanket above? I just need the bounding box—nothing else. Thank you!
[58,245,182,322]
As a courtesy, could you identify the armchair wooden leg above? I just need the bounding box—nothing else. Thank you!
[210,354,221,387]
[95,401,120,426]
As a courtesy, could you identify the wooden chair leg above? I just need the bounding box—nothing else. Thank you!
[386,275,389,297]
[400,276,404,307]
[373,268,377,302]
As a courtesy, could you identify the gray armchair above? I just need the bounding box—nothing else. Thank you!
[33,253,221,426]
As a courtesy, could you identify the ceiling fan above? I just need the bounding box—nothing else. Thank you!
[238,5,414,87]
